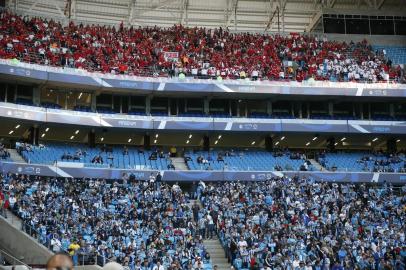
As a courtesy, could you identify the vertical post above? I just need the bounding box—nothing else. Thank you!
[277,7,280,34]
[91,93,96,112]
[234,1,237,31]
[4,84,8,103]
[267,100,272,116]
[389,103,394,118]
[146,96,151,115]
[328,102,333,116]
[204,98,210,115]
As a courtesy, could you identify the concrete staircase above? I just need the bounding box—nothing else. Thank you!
[189,200,231,270]
[7,149,26,164]
[309,159,325,171]
[170,157,189,170]
[203,239,231,270]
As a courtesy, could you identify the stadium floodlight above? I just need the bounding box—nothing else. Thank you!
[154,139,157,143]
[312,136,318,141]
[186,140,190,144]
[155,134,159,138]
[128,138,132,143]
[218,135,222,139]
[275,141,280,145]
[280,136,285,140]
[15,125,20,129]
[340,137,346,141]
[41,133,45,138]
[306,142,310,146]
[214,140,218,145]
[75,130,79,134]
[372,137,378,142]
[251,141,256,145]
[70,135,74,140]
[189,134,192,139]
[8,130,14,135]
[45,128,50,132]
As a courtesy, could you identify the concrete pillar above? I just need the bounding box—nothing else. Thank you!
[267,100,272,116]
[146,96,151,115]
[204,98,210,115]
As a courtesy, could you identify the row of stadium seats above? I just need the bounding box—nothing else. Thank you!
[318,152,405,172]
[16,142,406,172]
[373,46,406,65]
[1,11,404,83]
[186,150,314,171]
[19,143,171,170]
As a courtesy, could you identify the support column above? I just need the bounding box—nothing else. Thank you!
[91,93,96,112]
[328,102,333,116]
[267,100,272,116]
[299,102,303,118]
[88,130,95,148]
[144,134,151,150]
[33,87,41,106]
[29,125,39,145]
[146,96,151,115]
[204,98,210,115]
[389,104,395,118]
[203,135,210,151]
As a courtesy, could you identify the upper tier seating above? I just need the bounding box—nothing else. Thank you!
[318,151,405,172]
[374,46,406,65]
[0,11,404,83]
[186,150,314,171]
[17,143,171,170]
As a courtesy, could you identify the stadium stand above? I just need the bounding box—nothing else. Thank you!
[2,175,214,269]
[0,11,404,83]
[16,142,171,170]
[14,143,406,173]
[186,150,315,171]
[374,46,406,65]
[200,179,406,270]
[318,151,405,173]
[1,174,405,269]
[0,0,406,269]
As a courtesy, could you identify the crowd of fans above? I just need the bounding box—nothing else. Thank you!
[0,173,213,270]
[0,171,405,270]
[199,178,406,270]
[0,143,10,160]
[0,11,405,83]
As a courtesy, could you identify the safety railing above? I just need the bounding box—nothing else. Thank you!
[0,248,32,269]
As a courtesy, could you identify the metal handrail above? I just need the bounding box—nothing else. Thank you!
[0,248,32,269]
[20,219,129,269]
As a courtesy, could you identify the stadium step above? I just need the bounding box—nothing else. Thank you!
[309,159,325,171]
[203,239,231,270]
[169,157,189,170]
[7,149,27,164]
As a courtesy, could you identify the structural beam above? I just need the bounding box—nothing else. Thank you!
[305,9,322,32]
[136,0,180,16]
[225,0,238,28]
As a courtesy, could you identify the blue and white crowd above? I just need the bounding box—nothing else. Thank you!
[0,172,405,270]
[0,173,213,270]
[199,177,406,270]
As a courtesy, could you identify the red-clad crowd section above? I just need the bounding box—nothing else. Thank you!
[0,11,404,82]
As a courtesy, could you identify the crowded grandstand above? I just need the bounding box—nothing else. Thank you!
[0,0,405,270]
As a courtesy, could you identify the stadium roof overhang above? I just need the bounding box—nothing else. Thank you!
[7,0,406,33]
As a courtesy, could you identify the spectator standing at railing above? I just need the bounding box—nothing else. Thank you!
[68,240,80,266]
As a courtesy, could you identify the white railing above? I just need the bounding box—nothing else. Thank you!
[1,58,405,90]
